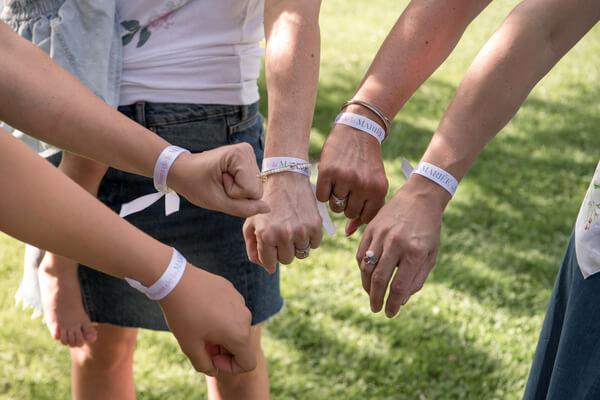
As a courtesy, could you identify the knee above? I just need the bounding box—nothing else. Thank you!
[71,332,137,373]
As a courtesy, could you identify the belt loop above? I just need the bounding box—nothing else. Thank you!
[135,101,147,126]
[240,104,249,121]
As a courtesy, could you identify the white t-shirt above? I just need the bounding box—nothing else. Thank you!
[117,0,264,106]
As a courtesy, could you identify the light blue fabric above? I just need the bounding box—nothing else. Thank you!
[0,0,122,156]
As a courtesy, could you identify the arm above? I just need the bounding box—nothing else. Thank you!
[0,21,266,218]
[316,0,491,234]
[243,0,323,272]
[0,127,255,375]
[359,0,600,317]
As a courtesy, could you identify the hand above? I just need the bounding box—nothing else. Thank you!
[243,172,323,273]
[159,264,255,375]
[168,143,270,218]
[356,175,450,317]
[316,113,388,236]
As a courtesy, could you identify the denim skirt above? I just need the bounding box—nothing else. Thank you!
[78,102,283,329]
[523,234,600,399]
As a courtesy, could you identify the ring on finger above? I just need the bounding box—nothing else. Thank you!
[295,244,311,259]
[363,250,379,265]
[331,193,348,208]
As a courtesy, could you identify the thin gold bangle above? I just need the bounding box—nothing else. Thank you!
[341,99,392,135]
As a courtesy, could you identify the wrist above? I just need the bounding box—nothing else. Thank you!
[129,244,174,287]
[404,173,452,211]
[166,151,193,194]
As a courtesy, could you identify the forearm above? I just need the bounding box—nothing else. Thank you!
[0,128,168,286]
[263,0,321,159]
[352,0,491,120]
[0,21,167,177]
[421,0,600,187]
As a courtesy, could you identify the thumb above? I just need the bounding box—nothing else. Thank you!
[220,197,270,218]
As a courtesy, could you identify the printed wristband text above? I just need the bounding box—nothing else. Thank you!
[334,112,385,144]
[411,162,458,196]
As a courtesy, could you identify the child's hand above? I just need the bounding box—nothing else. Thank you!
[158,265,255,375]
[168,143,270,218]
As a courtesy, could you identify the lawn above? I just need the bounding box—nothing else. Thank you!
[2,1,600,399]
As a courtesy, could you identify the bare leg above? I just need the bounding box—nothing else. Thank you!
[70,324,138,400]
[38,253,97,347]
[206,325,269,400]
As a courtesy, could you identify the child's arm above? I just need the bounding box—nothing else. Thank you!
[0,127,256,375]
[359,0,600,317]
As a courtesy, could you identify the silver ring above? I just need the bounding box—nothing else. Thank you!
[295,245,311,259]
[331,193,348,208]
[363,250,379,265]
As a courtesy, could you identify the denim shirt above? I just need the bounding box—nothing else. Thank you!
[0,0,122,156]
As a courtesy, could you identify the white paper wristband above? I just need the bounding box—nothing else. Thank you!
[411,162,458,196]
[262,157,311,177]
[154,145,190,193]
[334,112,386,144]
[125,248,187,301]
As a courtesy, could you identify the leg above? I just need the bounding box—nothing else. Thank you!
[206,325,269,400]
[70,324,138,400]
[38,252,97,347]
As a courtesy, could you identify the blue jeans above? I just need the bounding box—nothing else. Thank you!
[79,102,283,329]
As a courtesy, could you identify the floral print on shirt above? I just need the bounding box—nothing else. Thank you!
[121,0,190,48]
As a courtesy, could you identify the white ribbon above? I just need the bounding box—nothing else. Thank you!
[311,183,336,236]
[119,191,181,218]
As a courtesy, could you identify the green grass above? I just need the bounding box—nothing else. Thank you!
[2,1,600,398]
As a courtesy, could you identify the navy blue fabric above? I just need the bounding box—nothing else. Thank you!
[524,234,600,399]
[78,101,282,330]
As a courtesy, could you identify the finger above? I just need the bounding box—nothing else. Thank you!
[344,193,366,220]
[345,218,362,237]
[361,240,384,295]
[315,174,332,202]
[243,222,260,264]
[186,347,217,376]
[384,257,420,318]
[257,239,278,273]
[277,241,295,265]
[329,183,350,213]
[59,328,69,346]
[369,243,402,313]
[293,227,310,250]
[218,343,256,374]
[360,198,385,225]
[309,222,323,249]
[73,329,84,348]
[66,329,76,347]
[409,251,437,297]
[82,322,97,344]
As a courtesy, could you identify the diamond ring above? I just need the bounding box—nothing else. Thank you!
[363,250,379,265]
[331,193,348,208]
